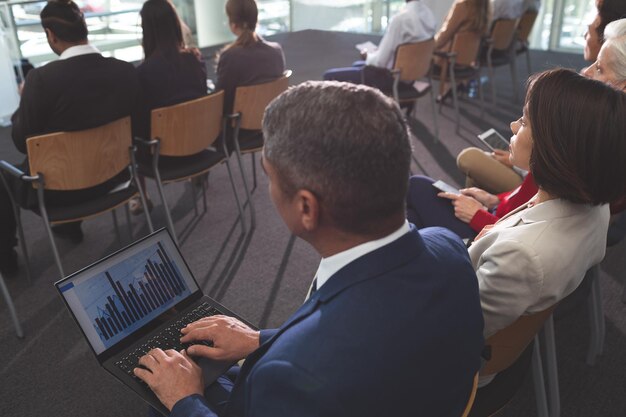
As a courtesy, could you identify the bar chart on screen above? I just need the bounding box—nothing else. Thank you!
[73,241,192,348]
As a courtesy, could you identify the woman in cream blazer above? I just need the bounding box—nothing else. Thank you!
[457,69,626,338]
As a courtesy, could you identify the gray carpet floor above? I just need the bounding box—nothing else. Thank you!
[1,30,625,416]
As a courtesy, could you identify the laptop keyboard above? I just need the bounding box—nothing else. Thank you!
[115,302,220,383]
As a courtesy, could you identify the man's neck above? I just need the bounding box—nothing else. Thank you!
[57,39,89,55]
[310,214,406,258]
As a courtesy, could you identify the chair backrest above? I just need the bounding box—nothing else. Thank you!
[232,70,291,130]
[460,373,479,417]
[517,10,539,43]
[481,305,557,376]
[392,39,435,82]
[26,117,131,191]
[490,18,520,51]
[450,31,483,67]
[151,91,224,157]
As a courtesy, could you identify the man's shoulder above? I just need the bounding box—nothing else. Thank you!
[37,54,135,77]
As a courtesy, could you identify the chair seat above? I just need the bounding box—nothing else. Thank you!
[397,81,431,102]
[480,49,512,67]
[139,148,226,183]
[238,130,264,154]
[432,64,480,81]
[37,183,138,224]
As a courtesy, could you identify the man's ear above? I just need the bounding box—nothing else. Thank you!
[294,189,320,233]
[45,28,56,44]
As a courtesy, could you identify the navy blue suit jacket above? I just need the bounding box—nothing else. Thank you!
[171,226,484,417]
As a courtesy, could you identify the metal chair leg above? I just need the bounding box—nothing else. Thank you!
[124,203,133,241]
[232,121,256,230]
[592,269,605,354]
[0,271,24,338]
[449,65,460,134]
[112,209,122,244]
[586,287,600,365]
[14,209,32,285]
[190,181,199,217]
[202,175,208,213]
[525,49,532,75]
[251,153,257,193]
[532,337,550,417]
[509,50,519,102]
[541,315,560,417]
[428,85,439,144]
[36,185,65,279]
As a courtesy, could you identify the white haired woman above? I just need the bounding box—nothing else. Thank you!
[583,18,626,90]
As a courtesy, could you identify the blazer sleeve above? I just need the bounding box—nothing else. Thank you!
[244,360,343,417]
[215,51,238,115]
[475,238,544,337]
[170,394,219,417]
[11,69,49,154]
[435,2,467,50]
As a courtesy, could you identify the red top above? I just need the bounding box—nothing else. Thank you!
[469,173,538,232]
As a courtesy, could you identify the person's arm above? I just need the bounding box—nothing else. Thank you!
[435,2,466,50]
[366,14,402,68]
[215,51,238,114]
[474,239,543,337]
[469,209,499,232]
[244,360,341,417]
[11,70,48,154]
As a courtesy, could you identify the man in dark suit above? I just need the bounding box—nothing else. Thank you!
[134,82,484,416]
[0,0,138,273]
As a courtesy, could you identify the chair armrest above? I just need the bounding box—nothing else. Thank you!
[134,137,159,147]
[224,112,242,120]
[433,50,457,59]
[0,160,26,179]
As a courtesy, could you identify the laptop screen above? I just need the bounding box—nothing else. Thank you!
[56,230,199,355]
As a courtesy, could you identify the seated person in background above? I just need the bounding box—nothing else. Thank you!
[215,0,285,117]
[583,18,626,90]
[433,0,490,98]
[134,82,485,417]
[468,68,626,344]
[0,0,137,273]
[131,0,208,214]
[490,0,524,21]
[323,0,435,85]
[583,0,626,63]
[406,172,537,240]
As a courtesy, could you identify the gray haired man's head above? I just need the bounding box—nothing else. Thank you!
[262,81,411,235]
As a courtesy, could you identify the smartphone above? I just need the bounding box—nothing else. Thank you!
[477,128,510,151]
[432,180,461,195]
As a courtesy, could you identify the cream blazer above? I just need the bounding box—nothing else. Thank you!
[468,198,609,337]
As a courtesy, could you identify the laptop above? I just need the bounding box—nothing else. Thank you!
[55,228,255,416]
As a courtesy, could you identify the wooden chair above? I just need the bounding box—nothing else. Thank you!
[0,117,152,279]
[481,18,521,104]
[470,305,557,417]
[432,30,485,134]
[227,70,292,229]
[389,40,439,142]
[0,271,23,338]
[461,373,479,417]
[516,10,539,75]
[136,91,246,243]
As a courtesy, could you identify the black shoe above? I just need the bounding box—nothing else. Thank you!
[0,248,18,276]
[51,222,84,244]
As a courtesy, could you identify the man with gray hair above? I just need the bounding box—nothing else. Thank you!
[135,81,484,417]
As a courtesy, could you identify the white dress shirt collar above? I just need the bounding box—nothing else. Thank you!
[313,220,411,291]
[59,44,101,60]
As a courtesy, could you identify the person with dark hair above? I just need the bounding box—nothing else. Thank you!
[130,0,208,214]
[133,81,484,417]
[0,0,138,273]
[459,69,626,343]
[215,0,285,116]
[584,0,626,62]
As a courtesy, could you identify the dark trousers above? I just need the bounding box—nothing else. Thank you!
[406,175,476,239]
[0,179,17,253]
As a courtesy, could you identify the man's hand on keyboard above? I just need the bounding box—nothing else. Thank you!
[181,315,260,362]
[134,348,203,411]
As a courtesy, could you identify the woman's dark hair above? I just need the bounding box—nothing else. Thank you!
[40,0,88,42]
[224,0,259,50]
[526,68,626,205]
[597,0,626,41]
[140,0,184,59]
